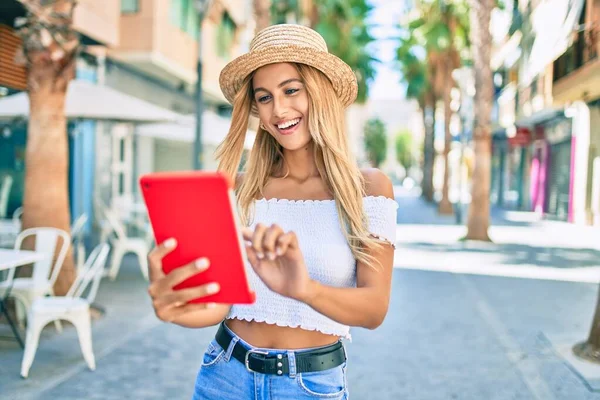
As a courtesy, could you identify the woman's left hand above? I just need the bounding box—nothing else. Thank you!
[242,224,314,302]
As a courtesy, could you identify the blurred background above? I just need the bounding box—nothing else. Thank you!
[0,1,599,399]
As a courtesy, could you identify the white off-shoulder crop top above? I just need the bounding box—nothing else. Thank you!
[227,196,398,340]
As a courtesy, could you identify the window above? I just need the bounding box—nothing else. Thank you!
[170,0,199,37]
[216,12,236,59]
[121,0,139,13]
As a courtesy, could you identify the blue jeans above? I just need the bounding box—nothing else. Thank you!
[192,324,349,399]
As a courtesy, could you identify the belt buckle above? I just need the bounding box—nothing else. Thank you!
[244,349,269,372]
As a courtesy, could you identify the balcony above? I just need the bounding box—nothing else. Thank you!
[553,24,600,104]
[109,0,249,105]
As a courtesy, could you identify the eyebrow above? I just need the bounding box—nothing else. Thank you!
[253,78,303,94]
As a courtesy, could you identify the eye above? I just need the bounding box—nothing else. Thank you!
[257,95,272,103]
[285,88,299,95]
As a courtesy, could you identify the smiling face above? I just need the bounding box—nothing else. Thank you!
[252,63,311,151]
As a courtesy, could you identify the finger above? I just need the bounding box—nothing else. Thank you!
[147,238,178,281]
[275,232,296,256]
[162,257,210,290]
[153,281,220,309]
[252,224,268,259]
[245,244,260,268]
[159,302,219,323]
[262,224,284,260]
[241,227,254,242]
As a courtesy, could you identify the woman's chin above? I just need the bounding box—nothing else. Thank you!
[277,134,312,151]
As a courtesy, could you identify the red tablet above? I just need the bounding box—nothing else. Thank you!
[139,171,255,304]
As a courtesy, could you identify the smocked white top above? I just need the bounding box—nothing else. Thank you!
[226,196,398,340]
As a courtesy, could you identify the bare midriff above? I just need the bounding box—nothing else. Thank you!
[225,319,340,349]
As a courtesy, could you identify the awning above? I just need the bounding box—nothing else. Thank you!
[0,80,182,123]
[136,111,256,150]
[522,0,585,86]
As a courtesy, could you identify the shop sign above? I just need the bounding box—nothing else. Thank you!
[509,127,531,147]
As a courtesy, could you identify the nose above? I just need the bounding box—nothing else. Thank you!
[272,95,288,120]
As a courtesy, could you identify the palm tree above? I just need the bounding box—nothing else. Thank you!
[269,0,377,103]
[395,27,436,201]
[253,0,271,32]
[309,0,378,103]
[404,0,470,215]
[14,0,79,295]
[464,0,492,241]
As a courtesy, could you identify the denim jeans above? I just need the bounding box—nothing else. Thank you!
[192,324,349,400]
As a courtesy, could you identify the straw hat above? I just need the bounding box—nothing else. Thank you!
[219,24,358,111]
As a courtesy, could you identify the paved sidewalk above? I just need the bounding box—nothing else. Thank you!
[1,189,599,399]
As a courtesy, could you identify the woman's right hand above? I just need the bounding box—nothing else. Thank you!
[147,238,221,323]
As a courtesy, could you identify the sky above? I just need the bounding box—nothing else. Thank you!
[366,0,408,100]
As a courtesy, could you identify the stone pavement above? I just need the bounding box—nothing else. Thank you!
[1,188,600,399]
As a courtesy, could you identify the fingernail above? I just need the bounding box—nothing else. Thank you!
[173,301,184,307]
[206,283,220,294]
[256,252,264,259]
[206,303,216,309]
[164,238,176,248]
[276,247,283,256]
[196,258,210,269]
[267,252,276,260]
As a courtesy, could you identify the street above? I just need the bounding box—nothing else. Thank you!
[1,188,600,399]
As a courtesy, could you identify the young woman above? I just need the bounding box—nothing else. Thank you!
[146,24,398,399]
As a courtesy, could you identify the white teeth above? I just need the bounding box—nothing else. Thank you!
[277,118,300,129]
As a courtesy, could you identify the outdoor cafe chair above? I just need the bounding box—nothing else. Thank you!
[0,227,70,330]
[20,242,110,378]
[0,175,13,219]
[71,214,89,274]
[102,207,149,281]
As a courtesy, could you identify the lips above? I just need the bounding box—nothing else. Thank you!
[275,117,302,135]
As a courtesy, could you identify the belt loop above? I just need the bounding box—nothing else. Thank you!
[287,350,297,379]
[224,336,239,363]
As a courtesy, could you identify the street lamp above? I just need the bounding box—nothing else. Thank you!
[193,0,212,170]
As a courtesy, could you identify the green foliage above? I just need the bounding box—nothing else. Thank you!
[395,130,414,169]
[273,0,378,103]
[395,0,472,100]
[271,0,300,24]
[313,0,378,103]
[363,118,387,168]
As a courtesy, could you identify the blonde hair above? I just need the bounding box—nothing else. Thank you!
[216,63,381,267]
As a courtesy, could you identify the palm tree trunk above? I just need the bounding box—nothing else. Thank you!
[22,78,76,295]
[465,0,492,241]
[18,0,79,295]
[253,0,271,32]
[573,283,600,363]
[438,63,454,215]
[421,91,436,202]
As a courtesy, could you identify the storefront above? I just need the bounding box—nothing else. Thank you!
[491,132,508,206]
[542,118,573,221]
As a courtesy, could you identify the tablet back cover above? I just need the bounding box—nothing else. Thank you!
[140,171,255,304]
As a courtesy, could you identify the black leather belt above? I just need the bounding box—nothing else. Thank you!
[215,322,346,376]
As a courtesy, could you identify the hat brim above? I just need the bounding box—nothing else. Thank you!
[219,45,358,114]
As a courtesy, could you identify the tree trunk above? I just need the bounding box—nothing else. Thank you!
[421,91,436,202]
[465,0,493,241]
[253,0,271,32]
[18,0,79,295]
[438,63,454,215]
[574,283,600,363]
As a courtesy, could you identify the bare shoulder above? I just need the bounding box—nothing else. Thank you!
[360,168,394,200]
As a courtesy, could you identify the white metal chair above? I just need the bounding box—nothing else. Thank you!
[20,243,110,378]
[0,175,13,219]
[102,207,149,281]
[0,227,70,329]
[71,214,89,274]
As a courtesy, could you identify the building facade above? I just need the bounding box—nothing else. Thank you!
[491,0,600,225]
[0,0,255,233]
